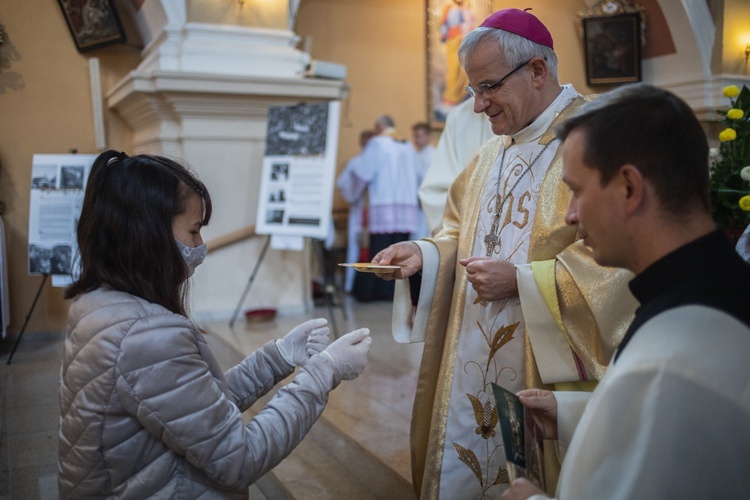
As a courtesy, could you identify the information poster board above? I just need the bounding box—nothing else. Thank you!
[255,101,340,240]
[28,154,97,285]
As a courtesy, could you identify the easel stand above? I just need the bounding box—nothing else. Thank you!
[228,236,347,337]
[6,273,48,365]
[229,236,271,328]
[312,238,347,338]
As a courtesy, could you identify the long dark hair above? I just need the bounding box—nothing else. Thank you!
[65,150,212,315]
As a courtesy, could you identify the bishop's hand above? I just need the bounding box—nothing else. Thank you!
[460,256,518,302]
[372,241,423,280]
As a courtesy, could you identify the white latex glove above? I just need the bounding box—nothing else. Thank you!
[276,318,331,367]
[320,328,372,380]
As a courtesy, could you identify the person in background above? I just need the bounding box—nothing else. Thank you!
[371,9,636,498]
[58,150,372,498]
[411,122,435,240]
[419,97,494,235]
[337,129,374,293]
[503,83,750,500]
[338,115,420,302]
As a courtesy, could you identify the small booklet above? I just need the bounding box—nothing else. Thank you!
[491,382,546,490]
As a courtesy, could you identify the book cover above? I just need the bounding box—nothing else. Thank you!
[491,382,546,489]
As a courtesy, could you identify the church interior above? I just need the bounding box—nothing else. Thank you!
[0,0,748,497]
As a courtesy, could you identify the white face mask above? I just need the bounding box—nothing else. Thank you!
[175,239,207,277]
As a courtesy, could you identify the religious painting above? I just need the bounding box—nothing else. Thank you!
[426,0,492,129]
[582,12,643,85]
[57,0,126,53]
[578,0,647,85]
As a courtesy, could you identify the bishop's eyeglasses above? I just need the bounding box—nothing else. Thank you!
[465,59,532,99]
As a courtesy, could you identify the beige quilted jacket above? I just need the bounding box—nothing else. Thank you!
[59,288,340,498]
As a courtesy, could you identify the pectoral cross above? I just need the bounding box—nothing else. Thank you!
[484,232,499,257]
[484,209,502,257]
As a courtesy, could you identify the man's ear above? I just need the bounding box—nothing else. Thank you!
[529,57,548,86]
[620,164,646,214]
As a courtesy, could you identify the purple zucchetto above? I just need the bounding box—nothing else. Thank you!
[479,8,554,49]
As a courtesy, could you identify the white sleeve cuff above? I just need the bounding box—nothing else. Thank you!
[553,390,591,459]
[392,240,439,343]
[274,339,296,367]
[516,264,580,384]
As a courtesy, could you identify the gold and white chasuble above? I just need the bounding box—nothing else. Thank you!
[392,86,638,499]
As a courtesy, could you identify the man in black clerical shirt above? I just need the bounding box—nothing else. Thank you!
[502,84,750,500]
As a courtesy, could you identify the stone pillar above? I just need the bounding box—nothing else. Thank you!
[107,3,348,319]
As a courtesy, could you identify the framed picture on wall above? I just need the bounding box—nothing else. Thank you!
[57,0,126,53]
[426,0,492,129]
[582,12,642,86]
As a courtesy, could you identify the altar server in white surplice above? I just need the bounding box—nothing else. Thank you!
[336,129,374,293]
[411,122,436,240]
[338,115,420,302]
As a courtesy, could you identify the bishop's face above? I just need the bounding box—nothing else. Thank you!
[464,39,537,137]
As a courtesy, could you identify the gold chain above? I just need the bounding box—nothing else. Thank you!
[484,140,555,257]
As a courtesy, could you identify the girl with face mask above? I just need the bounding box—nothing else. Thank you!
[59,150,372,498]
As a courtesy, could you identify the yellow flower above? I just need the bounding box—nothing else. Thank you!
[742,166,750,181]
[724,85,740,98]
[727,108,744,120]
[719,128,737,142]
[740,195,750,212]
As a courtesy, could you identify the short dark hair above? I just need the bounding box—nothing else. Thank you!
[555,83,710,216]
[412,122,430,134]
[66,150,212,315]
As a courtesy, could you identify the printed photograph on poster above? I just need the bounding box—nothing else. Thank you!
[28,154,97,281]
[256,101,341,240]
[265,104,330,156]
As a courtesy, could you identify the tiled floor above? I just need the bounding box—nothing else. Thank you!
[206,297,423,498]
[0,297,420,499]
[0,333,63,499]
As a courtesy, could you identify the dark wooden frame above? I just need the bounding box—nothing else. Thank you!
[57,0,126,53]
[583,13,642,86]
